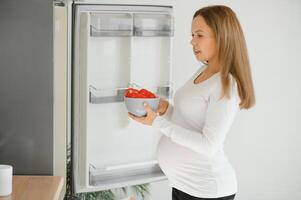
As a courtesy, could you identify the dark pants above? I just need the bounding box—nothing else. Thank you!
[172,188,236,200]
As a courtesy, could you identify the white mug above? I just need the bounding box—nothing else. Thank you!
[0,165,13,196]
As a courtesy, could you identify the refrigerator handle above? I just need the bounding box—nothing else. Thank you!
[53,0,66,7]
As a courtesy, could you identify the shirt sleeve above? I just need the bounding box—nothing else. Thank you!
[152,81,240,157]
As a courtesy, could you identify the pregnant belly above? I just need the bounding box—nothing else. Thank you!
[157,135,213,176]
[156,135,237,196]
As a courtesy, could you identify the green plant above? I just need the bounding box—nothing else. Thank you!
[130,184,150,199]
[65,145,150,200]
[75,190,115,200]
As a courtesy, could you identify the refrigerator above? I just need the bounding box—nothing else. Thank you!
[70,0,174,193]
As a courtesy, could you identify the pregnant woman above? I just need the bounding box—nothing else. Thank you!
[128,5,255,200]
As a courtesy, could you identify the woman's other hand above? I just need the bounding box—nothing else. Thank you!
[128,102,157,126]
[157,98,169,116]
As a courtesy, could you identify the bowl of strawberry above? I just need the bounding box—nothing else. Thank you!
[124,87,160,117]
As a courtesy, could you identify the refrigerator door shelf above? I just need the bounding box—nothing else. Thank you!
[134,29,174,37]
[89,86,126,104]
[89,161,166,188]
[90,12,133,37]
[89,85,173,104]
[133,13,174,37]
[89,10,173,37]
[90,27,133,37]
[157,85,173,99]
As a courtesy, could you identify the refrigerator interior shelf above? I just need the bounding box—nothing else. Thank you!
[89,161,166,186]
[89,85,173,104]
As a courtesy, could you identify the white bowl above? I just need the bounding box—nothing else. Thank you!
[124,97,160,117]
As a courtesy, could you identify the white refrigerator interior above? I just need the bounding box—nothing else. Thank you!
[73,4,174,193]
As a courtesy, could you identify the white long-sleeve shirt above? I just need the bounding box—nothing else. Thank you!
[152,65,240,198]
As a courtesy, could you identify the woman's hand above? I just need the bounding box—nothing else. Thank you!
[157,98,169,116]
[128,102,158,126]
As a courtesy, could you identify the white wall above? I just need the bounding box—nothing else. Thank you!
[147,0,301,199]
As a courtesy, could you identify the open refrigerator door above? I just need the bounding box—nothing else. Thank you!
[72,3,174,194]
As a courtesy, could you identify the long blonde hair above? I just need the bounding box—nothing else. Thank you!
[193,5,255,109]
